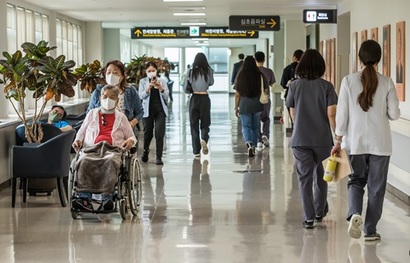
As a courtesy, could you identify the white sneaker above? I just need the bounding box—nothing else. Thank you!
[262,135,269,148]
[348,214,363,239]
[256,142,263,152]
[200,139,208,155]
[194,153,201,158]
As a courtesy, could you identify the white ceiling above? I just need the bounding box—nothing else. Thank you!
[23,0,343,48]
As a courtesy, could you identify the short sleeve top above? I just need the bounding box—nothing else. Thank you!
[286,78,338,148]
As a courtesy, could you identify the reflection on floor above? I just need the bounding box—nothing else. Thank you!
[0,93,409,263]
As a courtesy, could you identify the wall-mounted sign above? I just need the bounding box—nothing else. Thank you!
[303,9,337,24]
[131,27,191,39]
[131,27,258,39]
[199,27,258,38]
[229,16,281,31]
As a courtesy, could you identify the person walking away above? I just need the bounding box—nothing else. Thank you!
[231,53,244,89]
[234,56,268,157]
[139,62,169,165]
[280,50,304,130]
[254,51,275,150]
[285,49,338,229]
[184,53,214,158]
[331,40,400,241]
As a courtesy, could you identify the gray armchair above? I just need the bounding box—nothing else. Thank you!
[11,130,76,207]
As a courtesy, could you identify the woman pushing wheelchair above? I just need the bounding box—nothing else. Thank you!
[71,84,137,211]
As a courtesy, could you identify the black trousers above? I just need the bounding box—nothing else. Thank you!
[189,94,211,154]
[143,106,166,158]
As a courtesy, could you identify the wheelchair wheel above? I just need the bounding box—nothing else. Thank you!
[128,157,142,216]
[119,199,127,220]
[71,211,78,219]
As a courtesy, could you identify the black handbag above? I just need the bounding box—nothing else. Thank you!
[184,69,193,93]
[185,81,193,93]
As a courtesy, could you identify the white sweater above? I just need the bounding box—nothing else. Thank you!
[336,71,400,155]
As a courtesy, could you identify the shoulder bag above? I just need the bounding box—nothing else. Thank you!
[184,70,193,94]
[259,76,270,104]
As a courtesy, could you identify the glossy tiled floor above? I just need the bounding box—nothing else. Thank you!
[1,93,409,263]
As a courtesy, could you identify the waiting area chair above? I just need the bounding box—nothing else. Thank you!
[11,129,76,207]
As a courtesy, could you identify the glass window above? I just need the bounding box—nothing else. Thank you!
[120,35,131,64]
[42,15,49,41]
[55,18,84,100]
[6,5,50,113]
[25,9,34,43]
[6,4,17,53]
[208,48,229,73]
[34,12,42,43]
[131,41,139,57]
[164,48,180,73]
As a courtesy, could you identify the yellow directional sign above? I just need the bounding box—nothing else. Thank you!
[131,27,258,39]
[131,27,190,39]
[267,19,276,28]
[134,29,142,37]
[229,16,281,31]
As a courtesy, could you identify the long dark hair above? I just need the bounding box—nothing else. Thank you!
[191,53,212,82]
[103,60,128,90]
[296,49,325,80]
[235,56,262,98]
[358,40,381,112]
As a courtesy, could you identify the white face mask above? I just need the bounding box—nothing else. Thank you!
[106,74,121,86]
[101,98,117,111]
[147,71,157,79]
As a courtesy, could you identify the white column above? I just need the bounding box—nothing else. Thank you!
[85,22,103,63]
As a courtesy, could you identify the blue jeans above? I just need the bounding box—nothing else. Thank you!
[240,112,261,146]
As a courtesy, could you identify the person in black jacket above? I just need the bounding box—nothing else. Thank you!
[280,49,304,98]
[231,53,244,89]
[280,49,304,129]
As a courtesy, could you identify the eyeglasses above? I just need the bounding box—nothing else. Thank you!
[101,114,106,126]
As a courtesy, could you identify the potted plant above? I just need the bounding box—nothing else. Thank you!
[125,55,175,86]
[73,59,104,94]
[0,41,77,143]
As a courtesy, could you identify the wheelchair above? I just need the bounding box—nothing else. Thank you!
[68,144,142,220]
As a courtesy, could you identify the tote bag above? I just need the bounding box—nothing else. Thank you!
[259,76,270,104]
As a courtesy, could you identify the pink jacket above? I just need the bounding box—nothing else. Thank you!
[75,108,137,148]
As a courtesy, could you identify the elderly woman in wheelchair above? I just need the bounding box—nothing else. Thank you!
[71,84,137,212]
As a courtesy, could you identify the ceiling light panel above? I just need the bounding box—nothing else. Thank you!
[173,12,206,16]
[177,18,206,22]
[163,0,203,2]
[169,6,205,10]
[180,22,207,25]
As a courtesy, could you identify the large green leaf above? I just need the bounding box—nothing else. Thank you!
[21,41,56,59]
[64,60,76,69]
[38,56,57,74]
[2,51,12,61]
[5,88,19,100]
[54,55,66,70]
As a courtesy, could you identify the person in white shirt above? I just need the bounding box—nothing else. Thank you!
[331,40,400,242]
